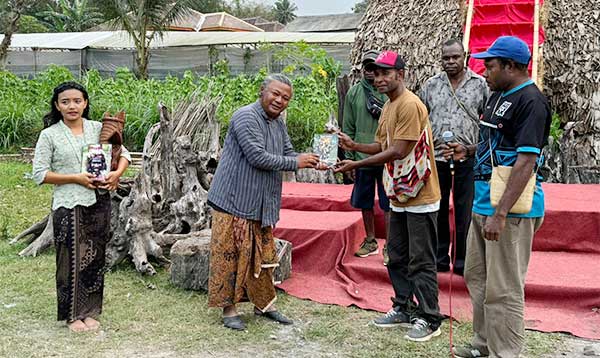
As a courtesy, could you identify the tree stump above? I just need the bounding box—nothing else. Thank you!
[169,230,212,291]
[170,236,293,291]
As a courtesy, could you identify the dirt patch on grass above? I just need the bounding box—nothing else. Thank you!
[542,336,600,358]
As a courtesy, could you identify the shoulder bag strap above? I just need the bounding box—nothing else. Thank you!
[446,75,479,125]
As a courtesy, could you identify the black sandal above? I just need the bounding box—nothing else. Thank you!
[255,309,293,325]
[223,315,245,330]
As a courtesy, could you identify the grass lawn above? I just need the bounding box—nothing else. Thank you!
[0,161,564,357]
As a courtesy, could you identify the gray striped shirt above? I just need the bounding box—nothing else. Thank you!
[208,101,298,227]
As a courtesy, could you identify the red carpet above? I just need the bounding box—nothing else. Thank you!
[275,182,600,340]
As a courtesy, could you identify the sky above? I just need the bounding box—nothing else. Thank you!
[262,0,359,16]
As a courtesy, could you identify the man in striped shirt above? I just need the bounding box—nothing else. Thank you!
[207,74,319,331]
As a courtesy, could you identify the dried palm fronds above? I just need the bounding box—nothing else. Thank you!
[350,0,464,92]
[353,0,600,183]
[543,0,600,183]
[544,0,600,133]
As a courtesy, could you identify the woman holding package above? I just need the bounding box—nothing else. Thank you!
[32,82,130,332]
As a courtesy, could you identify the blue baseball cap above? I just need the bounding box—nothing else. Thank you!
[471,36,531,65]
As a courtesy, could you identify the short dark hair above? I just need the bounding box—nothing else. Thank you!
[498,57,529,72]
[442,39,464,52]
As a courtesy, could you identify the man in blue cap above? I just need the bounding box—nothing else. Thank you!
[444,36,551,357]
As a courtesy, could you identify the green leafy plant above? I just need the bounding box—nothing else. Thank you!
[0,43,341,153]
[37,0,104,32]
[550,113,563,143]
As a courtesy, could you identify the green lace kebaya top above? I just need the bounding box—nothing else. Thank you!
[32,119,131,210]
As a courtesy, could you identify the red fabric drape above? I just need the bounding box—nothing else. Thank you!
[467,0,545,75]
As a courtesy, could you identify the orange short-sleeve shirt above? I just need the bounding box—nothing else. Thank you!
[375,89,441,208]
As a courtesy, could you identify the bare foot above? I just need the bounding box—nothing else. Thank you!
[67,320,89,332]
[223,305,239,318]
[83,317,100,330]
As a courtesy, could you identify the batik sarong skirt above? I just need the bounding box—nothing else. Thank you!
[208,211,279,311]
[52,191,111,322]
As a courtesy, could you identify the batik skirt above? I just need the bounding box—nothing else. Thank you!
[208,210,279,312]
[52,191,111,322]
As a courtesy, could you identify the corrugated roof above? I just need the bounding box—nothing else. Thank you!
[199,12,264,32]
[0,31,116,50]
[134,10,264,32]
[89,31,355,49]
[284,13,363,32]
[1,31,355,50]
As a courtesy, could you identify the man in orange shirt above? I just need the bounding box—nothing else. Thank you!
[336,51,444,342]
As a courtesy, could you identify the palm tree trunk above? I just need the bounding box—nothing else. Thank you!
[135,49,150,80]
[133,38,150,80]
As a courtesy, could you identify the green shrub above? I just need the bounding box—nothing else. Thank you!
[0,50,339,153]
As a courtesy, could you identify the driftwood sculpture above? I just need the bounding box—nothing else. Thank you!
[350,0,464,92]
[107,94,221,275]
[11,94,222,275]
[8,213,53,256]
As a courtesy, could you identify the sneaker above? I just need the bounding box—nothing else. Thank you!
[404,318,441,342]
[355,238,379,257]
[372,307,412,328]
[453,345,489,358]
[383,245,389,266]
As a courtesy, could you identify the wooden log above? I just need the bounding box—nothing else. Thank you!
[105,94,222,275]
[295,168,338,184]
[336,75,350,131]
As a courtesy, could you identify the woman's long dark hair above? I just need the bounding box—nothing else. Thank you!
[42,81,91,129]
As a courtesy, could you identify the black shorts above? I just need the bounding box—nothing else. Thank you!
[350,167,390,211]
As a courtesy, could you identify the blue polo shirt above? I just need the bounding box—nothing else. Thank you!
[473,80,551,218]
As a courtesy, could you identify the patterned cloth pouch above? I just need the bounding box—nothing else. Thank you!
[382,127,432,202]
[100,111,125,171]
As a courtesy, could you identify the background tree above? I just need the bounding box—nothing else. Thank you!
[25,0,53,14]
[14,15,49,33]
[0,0,49,34]
[0,0,35,68]
[225,0,275,20]
[272,0,297,25]
[88,0,120,21]
[38,0,104,32]
[104,0,197,80]
[352,0,369,13]
[192,0,226,12]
